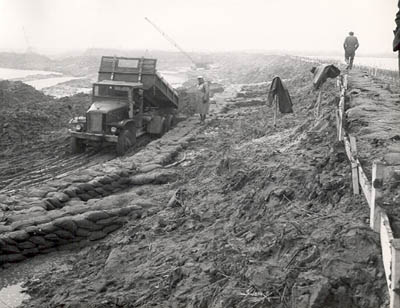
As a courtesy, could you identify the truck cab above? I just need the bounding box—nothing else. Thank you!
[69,57,179,155]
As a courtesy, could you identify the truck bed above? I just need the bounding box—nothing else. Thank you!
[98,56,179,109]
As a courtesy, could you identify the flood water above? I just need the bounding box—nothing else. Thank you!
[0,248,76,308]
[0,67,80,92]
[25,76,83,90]
[0,67,61,79]
[0,67,187,95]
[0,283,30,308]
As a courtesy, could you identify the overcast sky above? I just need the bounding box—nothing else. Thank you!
[0,0,396,55]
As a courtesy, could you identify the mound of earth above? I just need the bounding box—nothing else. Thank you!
[0,80,90,153]
[0,80,95,190]
[206,54,312,84]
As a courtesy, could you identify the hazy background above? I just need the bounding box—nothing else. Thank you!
[0,0,396,56]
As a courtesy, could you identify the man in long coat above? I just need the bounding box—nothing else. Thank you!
[343,32,359,70]
[196,76,210,123]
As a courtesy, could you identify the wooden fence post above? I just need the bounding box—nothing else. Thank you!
[358,161,372,206]
[371,161,384,232]
[391,239,400,308]
[349,135,359,195]
[381,212,393,291]
[315,90,322,120]
[343,74,348,90]
[273,96,278,127]
[335,108,339,139]
[338,92,345,141]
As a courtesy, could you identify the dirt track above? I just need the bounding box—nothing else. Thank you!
[0,55,392,307]
[0,83,96,192]
[0,134,155,193]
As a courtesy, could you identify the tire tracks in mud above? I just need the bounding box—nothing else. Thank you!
[0,82,238,195]
[0,118,200,274]
[0,135,153,193]
[15,75,388,308]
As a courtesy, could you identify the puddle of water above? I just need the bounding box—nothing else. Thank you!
[42,86,91,98]
[25,76,83,90]
[0,283,30,308]
[0,67,61,79]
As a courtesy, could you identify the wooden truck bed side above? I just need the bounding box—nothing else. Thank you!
[98,56,179,108]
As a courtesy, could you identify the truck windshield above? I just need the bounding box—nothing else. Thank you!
[94,85,130,99]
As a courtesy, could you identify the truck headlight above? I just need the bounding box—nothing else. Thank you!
[110,127,117,134]
[75,124,82,131]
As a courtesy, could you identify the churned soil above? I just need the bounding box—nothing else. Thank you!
[345,70,400,237]
[0,80,91,149]
[9,56,388,308]
[0,81,112,191]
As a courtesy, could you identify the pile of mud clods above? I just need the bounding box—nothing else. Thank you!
[0,80,90,153]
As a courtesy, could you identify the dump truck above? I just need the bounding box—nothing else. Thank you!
[69,56,179,155]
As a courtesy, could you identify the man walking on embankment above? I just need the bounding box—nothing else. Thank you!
[343,31,359,70]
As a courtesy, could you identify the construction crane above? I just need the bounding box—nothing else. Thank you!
[144,17,207,69]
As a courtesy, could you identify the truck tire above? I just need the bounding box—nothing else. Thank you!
[156,117,167,137]
[171,115,178,127]
[116,126,136,156]
[70,137,86,154]
[165,114,173,132]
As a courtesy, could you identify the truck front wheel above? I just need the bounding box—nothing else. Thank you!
[70,137,86,154]
[116,127,136,156]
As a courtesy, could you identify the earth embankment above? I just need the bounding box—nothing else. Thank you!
[0,54,389,308]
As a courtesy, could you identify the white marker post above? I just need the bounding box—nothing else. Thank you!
[371,161,384,233]
[273,95,278,127]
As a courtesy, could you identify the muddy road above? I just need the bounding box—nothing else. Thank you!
[0,55,390,308]
[0,81,156,193]
[0,133,153,193]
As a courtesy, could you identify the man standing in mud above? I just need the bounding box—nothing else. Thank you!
[197,76,210,123]
[343,32,359,70]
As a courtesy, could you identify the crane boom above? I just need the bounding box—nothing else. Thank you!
[144,17,197,66]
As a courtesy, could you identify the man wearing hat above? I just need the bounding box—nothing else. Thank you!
[197,76,210,123]
[343,32,359,70]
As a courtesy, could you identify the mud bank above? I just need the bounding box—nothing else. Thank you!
[0,56,385,308]
[0,119,201,265]
[345,70,400,237]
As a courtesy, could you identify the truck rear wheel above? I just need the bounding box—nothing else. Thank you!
[70,137,86,154]
[165,114,173,132]
[171,115,178,127]
[156,117,167,137]
[116,127,136,156]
